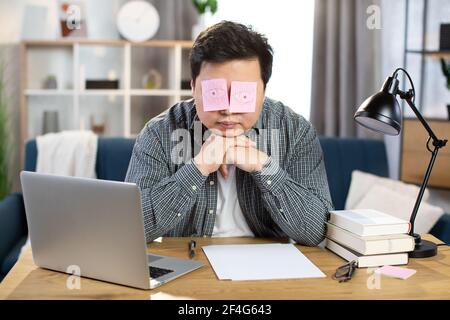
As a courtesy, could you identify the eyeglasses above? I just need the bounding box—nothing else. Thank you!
[332,260,357,283]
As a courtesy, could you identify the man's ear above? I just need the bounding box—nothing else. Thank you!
[190,79,195,96]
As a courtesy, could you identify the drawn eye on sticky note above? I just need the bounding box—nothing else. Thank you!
[201,78,229,111]
[229,81,257,113]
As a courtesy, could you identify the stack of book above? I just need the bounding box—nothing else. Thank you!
[325,209,415,268]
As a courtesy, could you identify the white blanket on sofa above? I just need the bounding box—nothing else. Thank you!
[36,130,98,178]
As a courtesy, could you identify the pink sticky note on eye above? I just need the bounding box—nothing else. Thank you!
[229,81,257,113]
[374,265,416,280]
[201,78,229,111]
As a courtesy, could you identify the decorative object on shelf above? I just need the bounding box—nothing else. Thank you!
[58,0,88,38]
[440,58,450,120]
[191,0,218,40]
[90,113,106,135]
[117,1,160,42]
[42,111,60,134]
[0,58,11,200]
[42,74,58,89]
[354,67,448,258]
[439,24,450,51]
[142,69,162,89]
[85,80,119,90]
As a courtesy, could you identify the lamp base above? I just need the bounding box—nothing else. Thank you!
[409,233,437,258]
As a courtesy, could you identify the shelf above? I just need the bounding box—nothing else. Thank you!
[23,39,194,48]
[20,38,192,161]
[405,49,450,59]
[25,89,74,96]
[24,89,192,97]
[130,89,191,96]
[79,90,125,96]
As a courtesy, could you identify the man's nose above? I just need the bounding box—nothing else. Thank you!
[219,108,232,115]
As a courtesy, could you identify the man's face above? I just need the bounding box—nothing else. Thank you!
[191,59,265,137]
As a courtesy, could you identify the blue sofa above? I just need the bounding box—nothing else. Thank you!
[1,137,449,281]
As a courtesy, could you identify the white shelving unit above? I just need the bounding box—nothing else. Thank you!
[20,39,193,161]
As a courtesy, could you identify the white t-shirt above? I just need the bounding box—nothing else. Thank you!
[212,165,255,237]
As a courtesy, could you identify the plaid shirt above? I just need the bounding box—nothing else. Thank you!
[125,97,333,245]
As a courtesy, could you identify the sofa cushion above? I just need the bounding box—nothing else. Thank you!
[430,213,450,244]
[0,235,28,281]
[24,139,38,171]
[96,138,135,181]
[353,184,444,235]
[319,137,388,210]
[345,170,430,209]
[0,193,27,275]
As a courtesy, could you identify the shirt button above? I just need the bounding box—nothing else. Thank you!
[177,213,181,217]
[209,180,215,186]
[267,180,272,185]
[209,209,214,214]
[192,185,197,191]
[279,208,283,213]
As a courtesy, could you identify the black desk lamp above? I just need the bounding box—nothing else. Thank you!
[354,67,448,258]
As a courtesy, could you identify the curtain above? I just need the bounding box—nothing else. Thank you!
[149,0,198,40]
[310,0,383,139]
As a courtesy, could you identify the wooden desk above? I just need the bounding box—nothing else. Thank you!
[0,235,449,300]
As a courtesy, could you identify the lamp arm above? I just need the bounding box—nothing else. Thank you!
[408,144,439,235]
[402,96,443,146]
[392,67,447,147]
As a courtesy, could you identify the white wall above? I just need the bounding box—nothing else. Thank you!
[206,0,315,119]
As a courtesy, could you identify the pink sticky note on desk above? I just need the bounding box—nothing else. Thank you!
[229,81,257,113]
[201,78,229,111]
[374,265,416,280]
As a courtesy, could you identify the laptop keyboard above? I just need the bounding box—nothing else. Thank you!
[149,266,174,279]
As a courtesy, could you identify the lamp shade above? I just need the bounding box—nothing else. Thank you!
[354,91,402,135]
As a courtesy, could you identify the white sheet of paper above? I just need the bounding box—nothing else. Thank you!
[202,243,326,281]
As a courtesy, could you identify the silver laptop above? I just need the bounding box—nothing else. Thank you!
[20,171,203,290]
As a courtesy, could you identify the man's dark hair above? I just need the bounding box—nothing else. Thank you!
[189,21,273,89]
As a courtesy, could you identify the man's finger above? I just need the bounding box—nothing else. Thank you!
[218,164,228,179]
[225,135,256,150]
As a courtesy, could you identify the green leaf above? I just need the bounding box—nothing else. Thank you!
[208,0,218,14]
[192,0,218,15]
[0,54,11,200]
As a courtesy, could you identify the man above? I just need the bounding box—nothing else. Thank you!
[125,21,333,246]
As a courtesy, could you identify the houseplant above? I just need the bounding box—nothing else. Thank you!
[191,0,218,39]
[0,57,11,200]
[440,58,450,119]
